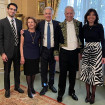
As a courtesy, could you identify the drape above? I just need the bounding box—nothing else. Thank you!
[51,0,61,19]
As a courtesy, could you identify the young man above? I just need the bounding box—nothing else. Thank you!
[0,3,24,98]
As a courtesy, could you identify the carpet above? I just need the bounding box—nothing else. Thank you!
[0,85,65,105]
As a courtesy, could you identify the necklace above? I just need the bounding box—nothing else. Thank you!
[29,31,36,44]
[89,26,92,30]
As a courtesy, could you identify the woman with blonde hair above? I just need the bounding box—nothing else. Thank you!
[20,17,40,98]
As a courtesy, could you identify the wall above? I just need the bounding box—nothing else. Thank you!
[11,0,45,28]
[35,0,45,19]
[0,0,9,19]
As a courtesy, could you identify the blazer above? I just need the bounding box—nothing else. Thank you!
[37,20,64,56]
[0,17,22,58]
[59,19,83,53]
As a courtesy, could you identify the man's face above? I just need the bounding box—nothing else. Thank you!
[7,5,17,18]
[65,8,75,22]
[44,9,53,22]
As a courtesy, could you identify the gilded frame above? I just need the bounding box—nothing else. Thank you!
[38,0,46,15]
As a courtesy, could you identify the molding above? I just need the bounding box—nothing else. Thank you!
[0,4,7,19]
[0,0,9,4]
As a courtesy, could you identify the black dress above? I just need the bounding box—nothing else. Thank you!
[23,30,40,76]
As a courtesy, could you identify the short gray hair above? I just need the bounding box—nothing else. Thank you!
[64,6,75,14]
[44,7,54,15]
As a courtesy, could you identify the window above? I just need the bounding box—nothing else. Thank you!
[56,0,105,30]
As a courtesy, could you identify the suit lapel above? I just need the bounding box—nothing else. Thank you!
[15,19,18,32]
[40,21,45,46]
[52,20,55,31]
[52,20,56,38]
[73,19,79,37]
[59,20,67,46]
[15,19,19,35]
[5,17,13,34]
[41,21,45,37]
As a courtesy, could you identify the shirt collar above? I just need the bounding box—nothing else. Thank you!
[45,20,52,24]
[7,16,15,22]
[67,20,73,24]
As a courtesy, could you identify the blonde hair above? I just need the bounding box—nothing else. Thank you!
[26,17,37,29]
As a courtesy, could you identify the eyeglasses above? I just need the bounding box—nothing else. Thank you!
[9,8,17,12]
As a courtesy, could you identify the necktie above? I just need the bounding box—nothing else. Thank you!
[47,23,50,49]
[11,19,18,46]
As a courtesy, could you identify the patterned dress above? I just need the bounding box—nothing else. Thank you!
[80,24,105,86]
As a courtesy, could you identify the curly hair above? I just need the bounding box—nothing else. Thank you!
[26,17,37,29]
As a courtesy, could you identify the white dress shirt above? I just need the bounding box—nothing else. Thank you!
[43,20,54,47]
[7,16,17,35]
[62,20,78,50]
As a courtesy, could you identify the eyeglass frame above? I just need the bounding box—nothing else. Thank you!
[9,8,17,12]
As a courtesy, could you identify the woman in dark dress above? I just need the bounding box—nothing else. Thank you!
[20,17,40,98]
[80,9,105,104]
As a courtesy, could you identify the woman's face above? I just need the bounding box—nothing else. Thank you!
[87,12,96,24]
[27,19,36,29]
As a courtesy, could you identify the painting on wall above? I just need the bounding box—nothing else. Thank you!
[38,0,46,15]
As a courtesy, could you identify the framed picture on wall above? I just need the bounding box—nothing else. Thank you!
[38,0,46,15]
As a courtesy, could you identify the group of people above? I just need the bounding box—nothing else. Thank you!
[0,3,105,104]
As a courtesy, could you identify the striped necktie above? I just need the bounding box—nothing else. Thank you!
[11,19,18,46]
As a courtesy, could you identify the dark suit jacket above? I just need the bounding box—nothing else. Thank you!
[37,20,64,56]
[0,17,22,58]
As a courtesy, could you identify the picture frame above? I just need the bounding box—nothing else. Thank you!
[46,0,51,7]
[38,0,46,15]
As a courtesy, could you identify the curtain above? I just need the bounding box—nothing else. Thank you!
[55,0,105,29]
[55,0,67,21]
[50,0,61,19]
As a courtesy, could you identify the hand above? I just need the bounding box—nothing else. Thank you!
[20,29,24,35]
[54,56,59,61]
[1,53,8,62]
[20,56,25,64]
[102,58,105,64]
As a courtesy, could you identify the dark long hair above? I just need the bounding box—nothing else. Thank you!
[84,8,99,25]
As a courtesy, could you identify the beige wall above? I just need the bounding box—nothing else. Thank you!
[11,0,45,28]
[0,0,9,19]
[11,0,22,13]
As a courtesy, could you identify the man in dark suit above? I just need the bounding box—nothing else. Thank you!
[0,3,24,98]
[57,6,83,102]
[37,7,63,95]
